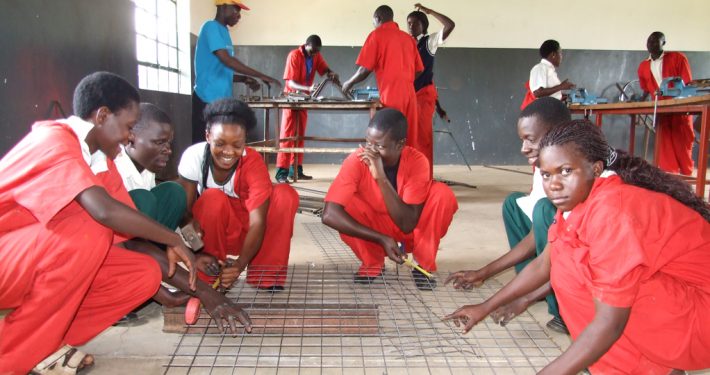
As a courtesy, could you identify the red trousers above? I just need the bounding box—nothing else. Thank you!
[340,182,458,276]
[193,185,299,287]
[657,114,694,175]
[276,109,307,169]
[415,84,437,175]
[381,83,419,151]
[0,208,161,374]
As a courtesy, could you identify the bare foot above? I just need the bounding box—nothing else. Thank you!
[490,296,530,326]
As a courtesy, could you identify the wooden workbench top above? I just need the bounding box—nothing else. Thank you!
[569,94,710,110]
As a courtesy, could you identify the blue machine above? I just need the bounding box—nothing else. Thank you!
[351,87,380,100]
[568,88,608,105]
[657,77,710,98]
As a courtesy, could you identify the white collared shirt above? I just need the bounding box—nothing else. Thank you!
[529,59,563,100]
[114,145,156,191]
[178,142,246,199]
[649,52,665,87]
[416,29,446,56]
[58,116,109,174]
[516,168,546,221]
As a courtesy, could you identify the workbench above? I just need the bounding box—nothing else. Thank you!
[245,99,381,181]
[569,94,710,198]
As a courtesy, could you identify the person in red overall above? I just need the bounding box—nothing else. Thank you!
[342,5,424,157]
[178,98,299,293]
[322,108,458,290]
[638,31,695,175]
[275,34,340,183]
[406,3,455,174]
[445,120,710,374]
[0,72,197,375]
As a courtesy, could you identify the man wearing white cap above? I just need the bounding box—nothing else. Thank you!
[192,0,281,143]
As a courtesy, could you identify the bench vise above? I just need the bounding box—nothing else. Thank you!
[568,88,608,105]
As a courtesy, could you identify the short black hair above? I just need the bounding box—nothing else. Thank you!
[519,97,571,129]
[204,98,256,133]
[650,31,665,40]
[306,34,322,48]
[368,108,407,141]
[407,10,429,34]
[374,5,394,22]
[539,39,560,59]
[73,71,140,119]
[134,102,172,133]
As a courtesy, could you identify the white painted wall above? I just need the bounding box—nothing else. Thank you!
[190,0,710,51]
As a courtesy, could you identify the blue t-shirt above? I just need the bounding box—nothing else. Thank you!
[194,20,234,103]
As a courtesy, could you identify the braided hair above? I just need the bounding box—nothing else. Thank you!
[539,119,710,222]
[200,99,257,188]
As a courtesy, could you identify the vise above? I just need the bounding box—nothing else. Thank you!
[351,87,380,101]
[568,88,608,105]
[657,77,710,98]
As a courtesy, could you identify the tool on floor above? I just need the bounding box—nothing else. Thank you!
[402,258,433,279]
[568,88,608,105]
[657,77,710,98]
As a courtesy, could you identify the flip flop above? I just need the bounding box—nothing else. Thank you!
[31,345,94,374]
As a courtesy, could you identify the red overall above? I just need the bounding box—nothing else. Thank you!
[356,21,424,150]
[415,84,438,174]
[277,45,330,169]
[325,146,458,276]
[549,176,710,374]
[638,52,694,175]
[193,148,299,287]
[0,122,161,374]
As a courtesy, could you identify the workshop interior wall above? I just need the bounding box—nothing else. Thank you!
[191,0,710,52]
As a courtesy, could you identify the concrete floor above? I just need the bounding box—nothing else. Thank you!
[24,164,709,373]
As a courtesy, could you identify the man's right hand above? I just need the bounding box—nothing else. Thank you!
[379,236,404,264]
[444,269,486,290]
[560,79,576,90]
[201,289,253,334]
[195,252,221,277]
[166,242,198,291]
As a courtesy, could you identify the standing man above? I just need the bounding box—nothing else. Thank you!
[407,3,455,173]
[638,31,694,175]
[342,5,424,158]
[275,35,340,183]
[192,0,281,143]
[520,39,575,110]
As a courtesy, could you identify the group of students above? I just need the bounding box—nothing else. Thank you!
[521,32,696,177]
[2,1,710,375]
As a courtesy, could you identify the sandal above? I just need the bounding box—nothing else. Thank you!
[31,345,94,374]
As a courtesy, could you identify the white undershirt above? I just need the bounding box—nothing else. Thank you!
[649,52,665,88]
[59,116,108,174]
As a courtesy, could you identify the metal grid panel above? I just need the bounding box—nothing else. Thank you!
[164,224,562,374]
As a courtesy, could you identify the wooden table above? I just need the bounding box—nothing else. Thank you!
[569,94,710,198]
[245,99,381,181]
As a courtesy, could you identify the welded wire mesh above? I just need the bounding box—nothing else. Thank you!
[163,224,562,374]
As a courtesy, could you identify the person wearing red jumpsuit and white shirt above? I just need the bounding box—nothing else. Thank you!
[342,5,424,163]
[322,108,458,291]
[406,3,455,175]
[275,34,340,183]
[638,31,695,176]
[0,72,197,374]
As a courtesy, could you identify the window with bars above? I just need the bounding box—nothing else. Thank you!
[133,0,190,94]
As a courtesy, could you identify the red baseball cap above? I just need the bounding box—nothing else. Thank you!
[214,0,250,11]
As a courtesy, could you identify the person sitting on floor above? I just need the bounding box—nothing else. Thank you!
[0,71,197,375]
[115,102,186,230]
[445,119,710,374]
[446,97,571,334]
[321,108,458,290]
[178,98,299,293]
